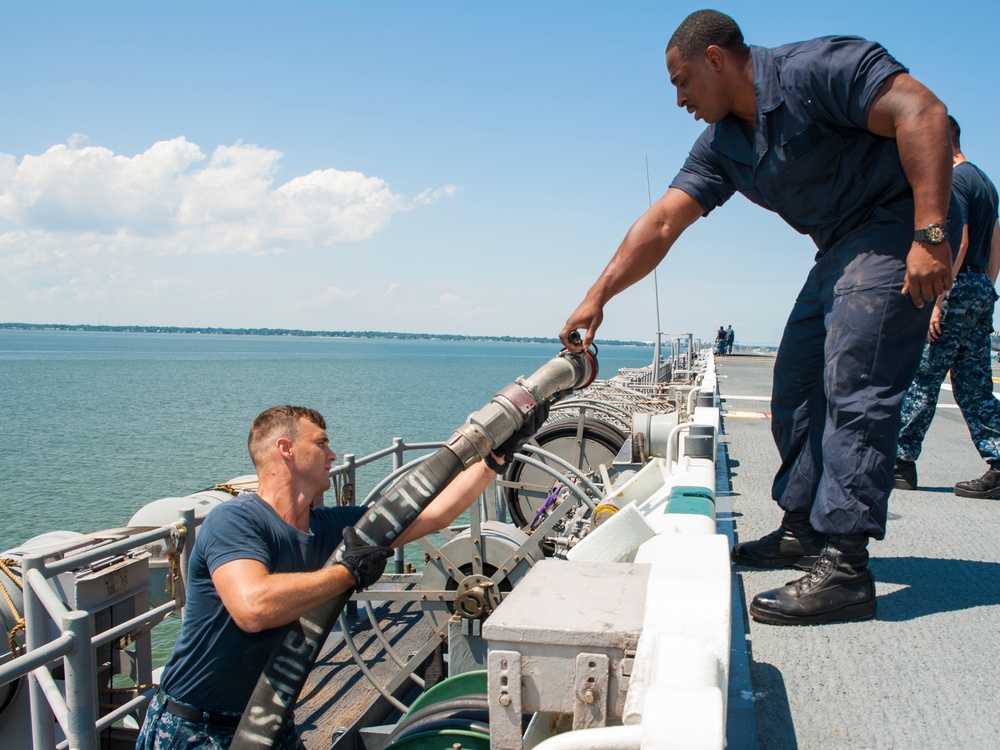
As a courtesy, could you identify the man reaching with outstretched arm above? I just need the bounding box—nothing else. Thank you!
[560,10,956,626]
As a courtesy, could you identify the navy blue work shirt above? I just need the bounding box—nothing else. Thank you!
[670,36,912,254]
[951,161,999,270]
[160,494,366,713]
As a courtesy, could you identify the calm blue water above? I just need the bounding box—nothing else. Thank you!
[0,330,654,553]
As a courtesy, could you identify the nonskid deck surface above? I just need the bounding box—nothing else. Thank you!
[718,354,1000,749]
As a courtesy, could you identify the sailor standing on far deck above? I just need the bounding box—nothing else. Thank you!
[560,10,959,625]
[715,325,728,355]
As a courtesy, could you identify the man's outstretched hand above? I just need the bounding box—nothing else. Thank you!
[559,297,603,351]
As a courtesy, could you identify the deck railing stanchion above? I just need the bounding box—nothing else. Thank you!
[179,507,196,620]
[22,554,55,750]
[62,610,98,750]
[342,454,357,501]
[338,452,361,616]
[390,438,406,574]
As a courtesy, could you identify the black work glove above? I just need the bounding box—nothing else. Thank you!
[486,399,551,473]
[341,527,393,592]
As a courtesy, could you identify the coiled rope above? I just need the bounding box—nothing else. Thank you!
[0,558,25,657]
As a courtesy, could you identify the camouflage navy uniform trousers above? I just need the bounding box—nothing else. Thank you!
[897,271,1000,463]
[137,692,303,750]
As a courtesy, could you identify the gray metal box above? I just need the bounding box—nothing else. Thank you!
[483,559,648,744]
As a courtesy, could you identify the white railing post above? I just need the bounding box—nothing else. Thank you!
[62,610,98,750]
[22,554,55,750]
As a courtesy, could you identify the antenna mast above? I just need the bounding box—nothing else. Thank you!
[646,154,663,377]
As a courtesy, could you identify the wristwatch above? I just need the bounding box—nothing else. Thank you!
[914,223,948,245]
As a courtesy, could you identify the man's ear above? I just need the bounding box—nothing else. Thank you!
[276,436,294,459]
[705,45,725,72]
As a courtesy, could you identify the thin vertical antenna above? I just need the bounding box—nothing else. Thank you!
[646,154,663,377]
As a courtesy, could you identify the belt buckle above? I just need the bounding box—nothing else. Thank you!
[164,696,240,727]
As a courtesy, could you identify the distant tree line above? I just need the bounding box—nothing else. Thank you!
[0,322,652,347]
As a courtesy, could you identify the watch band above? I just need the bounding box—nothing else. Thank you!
[914,223,948,245]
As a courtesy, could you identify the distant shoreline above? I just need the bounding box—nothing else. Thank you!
[0,322,653,347]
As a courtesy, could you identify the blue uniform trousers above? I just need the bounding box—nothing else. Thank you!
[770,220,932,539]
[896,271,1000,464]
[137,692,303,750]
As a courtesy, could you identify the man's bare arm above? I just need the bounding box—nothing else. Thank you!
[212,558,357,633]
[395,461,497,546]
[987,220,1000,284]
[559,187,703,350]
[867,72,952,308]
[951,225,969,278]
[928,223,968,343]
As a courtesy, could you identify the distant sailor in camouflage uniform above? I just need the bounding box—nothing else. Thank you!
[895,116,1000,498]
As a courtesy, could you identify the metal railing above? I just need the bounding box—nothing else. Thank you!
[0,515,195,750]
[0,365,688,750]
[0,436,461,750]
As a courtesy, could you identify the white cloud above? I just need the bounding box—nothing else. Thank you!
[413,186,460,205]
[282,284,361,312]
[0,136,458,278]
[66,133,89,149]
[269,167,408,246]
[150,277,187,290]
[0,138,205,234]
[429,292,484,320]
[0,153,17,191]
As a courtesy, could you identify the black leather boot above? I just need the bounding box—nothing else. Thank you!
[954,466,1000,498]
[893,459,917,490]
[748,534,876,626]
[730,511,825,571]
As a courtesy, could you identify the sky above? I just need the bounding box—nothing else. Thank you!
[2,1,999,346]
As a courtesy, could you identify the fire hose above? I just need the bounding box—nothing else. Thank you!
[230,341,598,749]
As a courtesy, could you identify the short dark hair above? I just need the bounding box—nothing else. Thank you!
[248,405,326,467]
[667,9,748,59]
[948,115,961,151]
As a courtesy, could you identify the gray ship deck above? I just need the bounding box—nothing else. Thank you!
[295,600,431,748]
[719,354,1000,749]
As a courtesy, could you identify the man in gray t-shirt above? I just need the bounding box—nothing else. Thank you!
[137,404,520,749]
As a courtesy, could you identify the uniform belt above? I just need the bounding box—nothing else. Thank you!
[960,264,986,274]
[163,696,243,727]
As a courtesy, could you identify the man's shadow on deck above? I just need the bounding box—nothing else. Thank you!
[870,556,1000,621]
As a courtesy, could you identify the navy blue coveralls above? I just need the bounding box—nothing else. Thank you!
[670,37,953,539]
